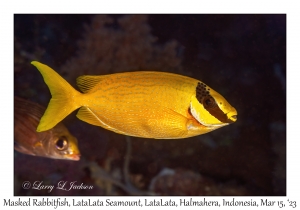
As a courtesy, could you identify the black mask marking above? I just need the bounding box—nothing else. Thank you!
[196,82,234,123]
[196,82,211,104]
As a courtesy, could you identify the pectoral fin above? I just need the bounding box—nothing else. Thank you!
[145,107,189,138]
[76,107,127,135]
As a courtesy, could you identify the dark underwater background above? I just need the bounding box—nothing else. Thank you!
[14,14,286,196]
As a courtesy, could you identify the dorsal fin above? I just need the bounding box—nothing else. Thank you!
[14,142,36,156]
[76,75,108,93]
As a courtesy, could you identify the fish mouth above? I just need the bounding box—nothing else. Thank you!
[227,114,237,123]
[66,154,81,161]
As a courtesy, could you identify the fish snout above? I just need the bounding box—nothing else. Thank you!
[66,153,81,161]
[227,113,237,123]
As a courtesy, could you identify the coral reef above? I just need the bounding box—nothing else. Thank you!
[60,15,183,84]
[149,167,251,196]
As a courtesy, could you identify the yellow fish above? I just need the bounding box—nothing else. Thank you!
[14,96,80,160]
[31,61,237,139]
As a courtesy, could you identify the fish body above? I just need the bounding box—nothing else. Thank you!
[31,61,237,139]
[14,96,80,160]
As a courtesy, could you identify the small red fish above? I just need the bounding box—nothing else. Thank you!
[14,96,80,160]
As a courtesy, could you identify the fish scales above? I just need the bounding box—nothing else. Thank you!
[86,72,197,116]
[75,72,198,138]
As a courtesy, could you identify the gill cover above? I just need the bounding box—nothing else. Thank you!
[190,82,237,127]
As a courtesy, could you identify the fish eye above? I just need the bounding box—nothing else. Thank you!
[56,137,68,151]
[203,96,216,109]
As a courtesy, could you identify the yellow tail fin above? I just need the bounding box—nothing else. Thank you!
[31,61,81,132]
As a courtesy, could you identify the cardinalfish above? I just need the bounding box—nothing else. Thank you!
[14,96,80,160]
[31,61,237,139]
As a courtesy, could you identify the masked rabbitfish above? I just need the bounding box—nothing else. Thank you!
[14,96,80,160]
[31,61,237,139]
